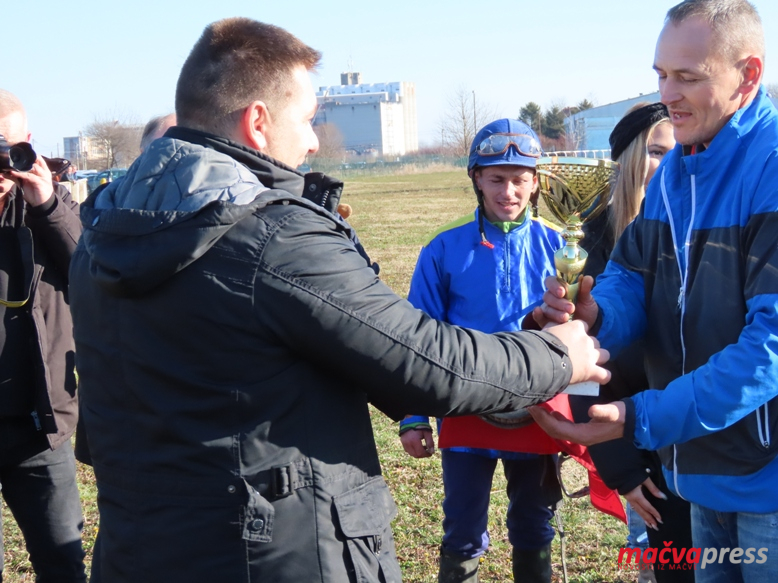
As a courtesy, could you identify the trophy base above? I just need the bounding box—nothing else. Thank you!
[563,381,600,396]
[480,383,599,429]
[479,409,534,429]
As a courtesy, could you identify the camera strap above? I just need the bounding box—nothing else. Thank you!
[0,195,34,308]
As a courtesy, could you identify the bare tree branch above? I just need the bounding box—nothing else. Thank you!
[84,115,142,169]
[310,123,344,162]
[439,86,500,158]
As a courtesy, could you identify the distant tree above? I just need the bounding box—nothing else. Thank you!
[310,123,344,167]
[560,99,596,150]
[574,99,595,113]
[84,117,142,169]
[543,105,566,140]
[519,102,543,135]
[439,86,500,158]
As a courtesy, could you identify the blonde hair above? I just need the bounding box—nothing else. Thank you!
[611,109,671,239]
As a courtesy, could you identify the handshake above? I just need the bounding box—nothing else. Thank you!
[535,274,610,388]
[525,274,627,446]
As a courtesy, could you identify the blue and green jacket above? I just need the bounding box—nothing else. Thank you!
[594,86,778,513]
[407,206,563,458]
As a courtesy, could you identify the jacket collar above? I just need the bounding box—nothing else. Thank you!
[680,85,773,174]
[159,127,346,214]
[164,126,306,197]
[475,206,531,237]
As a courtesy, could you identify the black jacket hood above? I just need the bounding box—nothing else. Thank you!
[78,128,336,297]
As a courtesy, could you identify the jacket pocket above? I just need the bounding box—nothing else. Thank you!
[241,479,275,543]
[756,404,771,449]
[333,476,401,583]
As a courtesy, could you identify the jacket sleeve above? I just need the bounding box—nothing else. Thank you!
[403,240,447,422]
[630,195,778,450]
[569,395,654,494]
[590,212,648,357]
[25,183,82,281]
[407,240,447,321]
[253,207,574,421]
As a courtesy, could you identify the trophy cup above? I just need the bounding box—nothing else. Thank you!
[481,156,617,429]
[535,156,617,302]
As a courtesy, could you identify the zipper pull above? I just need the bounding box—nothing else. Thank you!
[31,410,42,430]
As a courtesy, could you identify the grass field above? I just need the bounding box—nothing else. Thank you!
[2,169,631,582]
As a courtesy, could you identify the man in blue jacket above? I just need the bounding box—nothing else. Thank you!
[400,119,564,583]
[532,1,778,581]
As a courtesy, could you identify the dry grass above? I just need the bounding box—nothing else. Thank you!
[2,170,630,582]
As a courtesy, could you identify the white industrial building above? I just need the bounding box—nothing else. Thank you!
[315,73,418,157]
[565,90,778,153]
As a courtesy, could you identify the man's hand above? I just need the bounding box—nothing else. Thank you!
[8,156,54,207]
[527,400,625,446]
[400,429,435,458]
[544,319,611,385]
[624,477,667,531]
[533,275,599,328]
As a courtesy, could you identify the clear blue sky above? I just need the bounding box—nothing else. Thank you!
[5,0,778,157]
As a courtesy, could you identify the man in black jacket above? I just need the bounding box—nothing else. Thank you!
[0,90,85,581]
[69,18,609,583]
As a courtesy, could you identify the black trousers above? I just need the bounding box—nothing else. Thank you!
[643,469,694,583]
[0,423,86,583]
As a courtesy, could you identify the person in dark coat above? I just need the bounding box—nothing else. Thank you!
[0,89,85,582]
[69,18,610,583]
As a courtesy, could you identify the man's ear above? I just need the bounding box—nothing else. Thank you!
[237,101,271,151]
[739,55,763,96]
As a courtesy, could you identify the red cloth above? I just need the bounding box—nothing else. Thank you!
[438,394,626,523]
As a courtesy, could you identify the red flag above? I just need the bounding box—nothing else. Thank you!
[438,394,626,523]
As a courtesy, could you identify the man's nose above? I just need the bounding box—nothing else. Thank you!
[660,79,681,105]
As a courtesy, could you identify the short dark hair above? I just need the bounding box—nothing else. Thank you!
[175,18,321,137]
[666,0,764,63]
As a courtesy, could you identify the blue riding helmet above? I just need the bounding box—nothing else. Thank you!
[467,118,543,172]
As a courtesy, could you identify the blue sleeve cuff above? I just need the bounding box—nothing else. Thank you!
[399,415,432,436]
[400,415,429,427]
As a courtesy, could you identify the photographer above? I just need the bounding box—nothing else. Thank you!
[0,89,85,582]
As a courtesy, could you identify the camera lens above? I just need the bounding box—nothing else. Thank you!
[9,143,36,172]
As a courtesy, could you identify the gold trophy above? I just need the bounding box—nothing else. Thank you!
[481,156,617,428]
[537,156,617,302]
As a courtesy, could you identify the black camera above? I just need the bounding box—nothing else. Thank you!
[0,133,37,172]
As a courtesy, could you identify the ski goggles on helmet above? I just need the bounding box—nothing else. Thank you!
[475,133,542,158]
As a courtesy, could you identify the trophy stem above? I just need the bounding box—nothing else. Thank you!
[533,156,617,401]
[554,220,587,303]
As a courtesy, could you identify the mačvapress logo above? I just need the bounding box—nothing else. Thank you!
[618,543,768,571]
